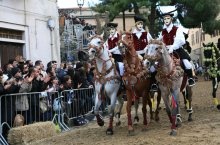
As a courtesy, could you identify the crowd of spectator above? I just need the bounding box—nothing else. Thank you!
[0,55,96,138]
[0,55,95,96]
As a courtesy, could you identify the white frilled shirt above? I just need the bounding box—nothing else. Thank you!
[158,23,186,50]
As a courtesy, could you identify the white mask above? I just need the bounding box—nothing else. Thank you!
[136,22,143,31]
[109,28,116,35]
[163,16,172,26]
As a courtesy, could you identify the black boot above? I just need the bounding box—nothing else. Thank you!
[150,83,158,92]
[186,69,195,87]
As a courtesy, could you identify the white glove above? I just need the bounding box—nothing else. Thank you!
[150,66,156,73]
[168,47,173,53]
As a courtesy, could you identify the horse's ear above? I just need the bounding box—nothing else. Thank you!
[100,31,104,39]
[88,34,94,41]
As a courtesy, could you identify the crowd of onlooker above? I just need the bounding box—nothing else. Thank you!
[0,55,95,96]
[0,55,96,138]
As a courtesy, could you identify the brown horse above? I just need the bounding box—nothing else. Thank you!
[118,33,161,135]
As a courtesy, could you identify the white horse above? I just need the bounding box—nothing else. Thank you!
[145,40,184,136]
[88,35,124,135]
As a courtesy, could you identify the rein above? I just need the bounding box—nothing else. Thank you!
[90,46,119,84]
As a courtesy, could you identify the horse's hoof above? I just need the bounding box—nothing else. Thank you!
[176,116,182,128]
[176,122,182,128]
[169,130,177,136]
[106,128,113,135]
[134,116,139,122]
[150,116,154,120]
[127,129,135,136]
[97,121,104,126]
[142,125,148,132]
[188,117,193,122]
[116,121,121,126]
[155,116,160,122]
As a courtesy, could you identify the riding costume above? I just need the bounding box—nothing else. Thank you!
[158,13,195,87]
[132,16,153,58]
[105,23,123,63]
[132,16,158,91]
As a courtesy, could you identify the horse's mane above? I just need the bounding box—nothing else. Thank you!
[88,34,104,42]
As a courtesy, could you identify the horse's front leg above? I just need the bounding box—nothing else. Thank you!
[115,94,124,126]
[94,93,104,127]
[126,89,135,135]
[160,88,177,136]
[155,89,161,121]
[106,92,117,135]
[142,91,149,131]
[133,99,139,124]
[168,88,181,136]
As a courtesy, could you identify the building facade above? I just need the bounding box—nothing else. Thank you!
[59,7,220,65]
[0,0,60,67]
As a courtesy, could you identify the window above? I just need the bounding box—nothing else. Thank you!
[0,28,23,40]
[196,31,199,44]
[191,34,195,45]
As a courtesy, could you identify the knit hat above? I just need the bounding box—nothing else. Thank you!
[11,67,20,76]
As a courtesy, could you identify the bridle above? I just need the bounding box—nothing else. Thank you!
[118,34,136,58]
[88,35,119,84]
[145,43,176,79]
[88,35,105,59]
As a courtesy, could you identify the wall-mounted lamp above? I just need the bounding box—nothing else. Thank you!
[48,18,55,31]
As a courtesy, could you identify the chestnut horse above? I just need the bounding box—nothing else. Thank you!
[145,40,184,136]
[118,33,161,135]
[88,35,124,135]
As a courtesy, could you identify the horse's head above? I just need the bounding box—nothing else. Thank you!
[118,32,135,56]
[145,40,165,62]
[88,35,105,60]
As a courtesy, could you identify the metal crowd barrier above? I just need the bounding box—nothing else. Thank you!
[60,88,95,120]
[0,87,104,144]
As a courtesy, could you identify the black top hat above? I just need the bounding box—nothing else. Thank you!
[106,23,118,28]
[134,15,146,23]
[161,12,174,17]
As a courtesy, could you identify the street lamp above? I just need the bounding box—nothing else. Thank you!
[77,0,84,15]
[47,18,55,31]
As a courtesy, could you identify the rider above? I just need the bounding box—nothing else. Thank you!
[132,15,157,91]
[105,22,123,63]
[132,15,153,58]
[105,23,125,96]
[158,13,195,87]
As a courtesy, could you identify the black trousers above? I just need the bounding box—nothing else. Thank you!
[112,54,123,62]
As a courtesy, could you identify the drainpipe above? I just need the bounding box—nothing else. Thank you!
[48,18,55,60]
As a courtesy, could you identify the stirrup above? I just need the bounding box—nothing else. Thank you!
[188,78,195,87]
[176,114,182,123]
[150,84,158,92]
[187,108,193,114]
